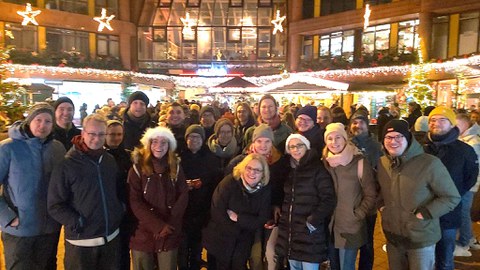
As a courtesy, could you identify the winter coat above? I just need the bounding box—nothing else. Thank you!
[128,152,189,252]
[0,122,65,237]
[351,132,383,169]
[275,150,336,263]
[52,124,81,151]
[48,147,125,240]
[459,123,480,192]
[203,174,271,265]
[207,135,239,172]
[180,146,223,233]
[167,124,187,154]
[378,138,460,249]
[323,152,377,249]
[106,146,132,204]
[424,127,479,229]
[123,112,155,151]
[299,124,325,156]
[404,107,422,129]
[234,118,255,152]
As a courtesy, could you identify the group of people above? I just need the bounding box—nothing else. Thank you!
[0,91,479,270]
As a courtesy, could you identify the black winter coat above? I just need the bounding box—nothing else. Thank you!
[299,124,325,156]
[52,124,81,151]
[123,113,155,151]
[275,150,336,263]
[203,175,271,266]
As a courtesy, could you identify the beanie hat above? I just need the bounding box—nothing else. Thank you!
[414,116,429,132]
[324,123,348,142]
[259,94,277,109]
[53,96,74,111]
[350,110,369,125]
[141,126,176,151]
[295,105,317,122]
[190,104,200,112]
[185,124,205,141]
[383,119,412,145]
[25,102,55,126]
[200,105,218,119]
[128,91,149,106]
[214,118,234,135]
[285,134,311,154]
[252,124,274,142]
[428,106,456,125]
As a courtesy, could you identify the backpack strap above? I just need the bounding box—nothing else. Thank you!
[133,164,141,178]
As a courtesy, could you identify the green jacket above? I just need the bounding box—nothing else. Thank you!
[377,138,460,249]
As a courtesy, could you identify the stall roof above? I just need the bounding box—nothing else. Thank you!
[209,76,259,93]
[261,75,349,93]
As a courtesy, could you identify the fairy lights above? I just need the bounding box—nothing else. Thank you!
[364,4,371,30]
[94,8,115,32]
[17,3,41,26]
[271,10,286,35]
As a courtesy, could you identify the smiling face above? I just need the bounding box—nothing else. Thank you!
[186,133,203,153]
[326,131,346,154]
[384,131,408,157]
[55,102,74,128]
[287,138,307,162]
[295,115,314,133]
[106,124,124,148]
[242,158,264,188]
[217,124,233,146]
[428,115,454,136]
[260,99,277,122]
[317,109,332,129]
[350,118,368,136]
[82,120,107,150]
[200,111,216,128]
[29,112,53,139]
[253,137,273,155]
[129,100,147,118]
[236,105,250,124]
[166,105,185,126]
[150,136,169,159]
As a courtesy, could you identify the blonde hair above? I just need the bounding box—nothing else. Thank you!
[233,153,270,186]
[82,113,108,128]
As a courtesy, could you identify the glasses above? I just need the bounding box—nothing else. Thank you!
[187,134,202,140]
[86,132,106,138]
[429,117,450,124]
[245,166,263,175]
[107,133,123,137]
[384,135,405,142]
[288,143,306,150]
[296,117,313,123]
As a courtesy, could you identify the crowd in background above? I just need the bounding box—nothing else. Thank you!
[1,91,480,270]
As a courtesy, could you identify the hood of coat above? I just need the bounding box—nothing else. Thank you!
[461,122,480,139]
[385,137,424,168]
[8,120,53,143]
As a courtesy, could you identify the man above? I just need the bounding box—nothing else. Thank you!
[166,102,188,153]
[244,94,292,153]
[378,119,460,270]
[424,107,479,269]
[52,97,81,150]
[234,102,256,152]
[0,103,65,270]
[295,105,324,155]
[178,125,222,270]
[348,110,382,270]
[48,114,125,270]
[200,105,218,141]
[403,101,422,129]
[123,91,154,150]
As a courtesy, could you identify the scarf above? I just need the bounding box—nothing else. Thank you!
[71,135,105,160]
[426,127,460,156]
[208,135,238,159]
[126,110,149,127]
[325,143,360,167]
[259,114,282,131]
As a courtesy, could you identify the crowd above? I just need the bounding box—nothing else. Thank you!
[0,92,479,270]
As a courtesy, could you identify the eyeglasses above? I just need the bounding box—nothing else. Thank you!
[288,143,306,150]
[296,117,313,123]
[246,166,263,175]
[384,135,405,142]
[429,117,450,124]
[86,132,106,138]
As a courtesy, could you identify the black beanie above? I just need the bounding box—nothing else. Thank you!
[185,124,205,141]
[53,97,74,111]
[383,119,412,145]
[200,105,218,119]
[128,91,149,106]
[295,105,317,122]
[350,110,369,125]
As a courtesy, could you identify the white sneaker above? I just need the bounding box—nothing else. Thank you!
[453,245,472,257]
[469,238,480,250]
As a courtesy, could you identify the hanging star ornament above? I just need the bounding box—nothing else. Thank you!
[17,3,41,26]
[271,10,286,35]
[94,8,115,32]
[363,4,371,30]
[181,12,196,37]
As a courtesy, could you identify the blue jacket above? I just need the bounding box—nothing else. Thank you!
[0,121,65,236]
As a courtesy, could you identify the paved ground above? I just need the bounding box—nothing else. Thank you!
[1,219,479,269]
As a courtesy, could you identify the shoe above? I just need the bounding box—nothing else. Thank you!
[453,245,472,257]
[469,238,480,250]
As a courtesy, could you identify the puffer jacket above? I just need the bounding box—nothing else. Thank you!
[378,138,460,249]
[0,121,65,237]
[128,151,189,252]
[459,123,480,192]
[275,150,336,263]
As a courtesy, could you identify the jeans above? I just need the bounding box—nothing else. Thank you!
[458,191,474,247]
[386,242,435,270]
[265,226,280,270]
[435,228,456,270]
[339,248,358,270]
[358,214,377,270]
[132,248,178,270]
[288,260,319,270]
[65,236,120,270]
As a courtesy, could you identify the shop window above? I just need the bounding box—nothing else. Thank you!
[138,27,153,60]
[431,16,449,60]
[153,8,170,26]
[459,12,479,55]
[321,0,356,16]
[97,34,119,58]
[228,27,242,42]
[362,24,390,55]
[46,28,89,56]
[95,0,119,16]
[398,20,419,54]
[4,23,37,52]
[258,28,271,59]
[45,0,88,15]
[318,30,354,61]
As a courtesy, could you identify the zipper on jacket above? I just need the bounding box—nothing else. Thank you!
[94,155,110,237]
[144,177,152,195]
[287,168,296,258]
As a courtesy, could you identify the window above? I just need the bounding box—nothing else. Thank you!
[46,28,89,56]
[258,0,272,7]
[229,0,243,7]
[158,0,173,7]
[459,12,479,55]
[3,0,32,5]
[366,0,392,5]
[187,0,201,7]
[97,35,119,57]
[227,27,242,42]
[46,0,88,15]
[320,0,356,16]
[431,16,449,59]
[4,23,37,52]
[95,0,119,16]
[398,20,419,54]
[138,27,153,60]
[362,24,390,54]
[319,30,354,61]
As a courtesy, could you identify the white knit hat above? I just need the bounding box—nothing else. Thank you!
[140,126,177,151]
[324,122,348,141]
[285,133,311,154]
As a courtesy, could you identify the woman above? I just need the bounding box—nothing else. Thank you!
[203,153,272,270]
[276,134,336,270]
[208,118,239,170]
[322,123,377,270]
[234,102,256,152]
[128,126,189,270]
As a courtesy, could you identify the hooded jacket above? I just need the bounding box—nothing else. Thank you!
[0,121,65,237]
[52,123,81,151]
[459,123,480,192]
[378,138,460,249]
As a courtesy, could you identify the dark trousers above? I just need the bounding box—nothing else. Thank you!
[178,230,203,270]
[358,214,377,270]
[2,231,60,270]
[64,235,120,270]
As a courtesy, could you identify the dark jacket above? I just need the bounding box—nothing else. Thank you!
[378,139,460,249]
[351,132,383,169]
[424,127,479,229]
[234,118,255,152]
[52,124,81,151]
[203,174,271,265]
[180,146,223,232]
[123,112,155,151]
[404,107,422,129]
[106,146,132,205]
[299,124,325,156]
[48,147,125,240]
[128,153,189,252]
[275,150,336,263]
[168,124,187,154]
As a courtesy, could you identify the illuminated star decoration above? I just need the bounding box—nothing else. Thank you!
[271,10,286,35]
[94,8,115,32]
[363,4,371,30]
[181,12,196,38]
[5,30,15,40]
[17,3,41,26]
